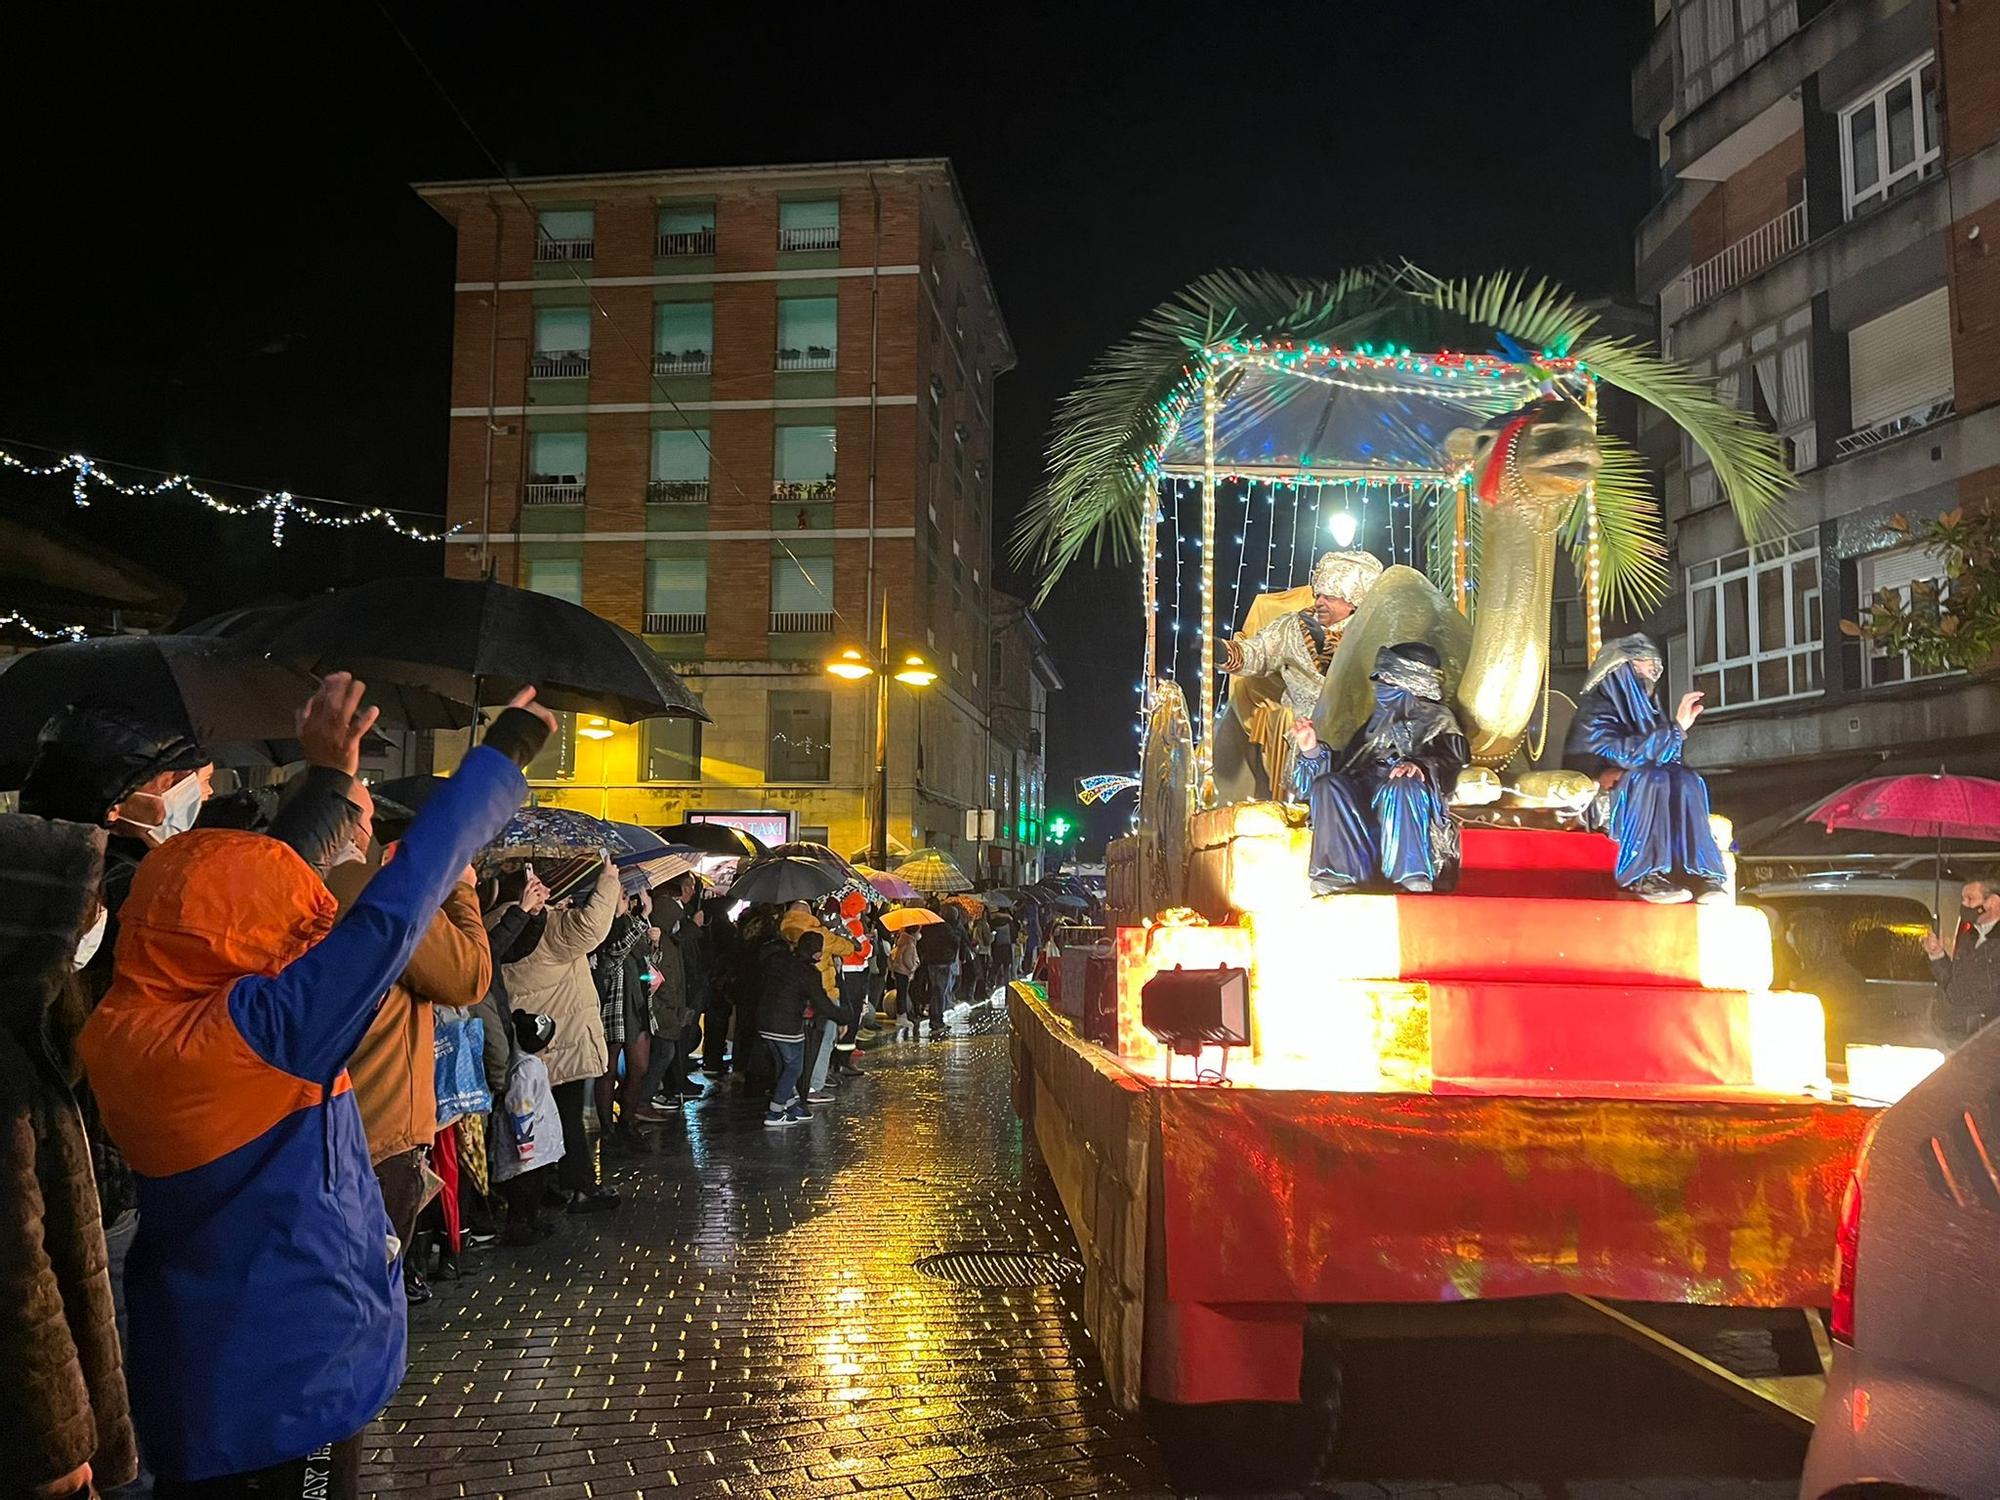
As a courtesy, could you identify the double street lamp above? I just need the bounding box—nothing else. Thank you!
[825,590,935,868]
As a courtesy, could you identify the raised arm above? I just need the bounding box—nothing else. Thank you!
[229,682,551,1083]
[534,858,622,963]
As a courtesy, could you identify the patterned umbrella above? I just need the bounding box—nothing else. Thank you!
[862,869,922,901]
[481,806,627,870]
[1809,771,2000,928]
[892,848,972,894]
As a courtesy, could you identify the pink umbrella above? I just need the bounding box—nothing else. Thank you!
[865,870,922,902]
[1808,771,2000,928]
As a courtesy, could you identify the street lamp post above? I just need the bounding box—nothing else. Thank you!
[826,589,934,869]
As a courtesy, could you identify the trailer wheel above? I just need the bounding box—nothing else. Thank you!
[1142,1313,1345,1488]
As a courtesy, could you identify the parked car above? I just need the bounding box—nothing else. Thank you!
[1739,873,1946,1064]
[1799,1015,2000,1498]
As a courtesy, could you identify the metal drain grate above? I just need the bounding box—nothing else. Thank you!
[914,1248,1082,1289]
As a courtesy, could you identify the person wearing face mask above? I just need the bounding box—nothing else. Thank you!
[0,814,139,1500]
[1921,879,2000,1044]
[322,780,494,1300]
[1564,633,1727,905]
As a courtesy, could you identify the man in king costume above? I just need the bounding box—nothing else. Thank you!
[1220,549,1385,798]
[1291,641,1467,895]
[1563,633,1728,905]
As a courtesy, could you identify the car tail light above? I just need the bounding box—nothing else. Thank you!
[1831,1168,1862,1343]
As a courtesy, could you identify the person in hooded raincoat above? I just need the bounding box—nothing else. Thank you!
[1290,642,1467,894]
[1563,633,1727,904]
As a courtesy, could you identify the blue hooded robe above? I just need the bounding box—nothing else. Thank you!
[1291,642,1467,891]
[1563,635,1726,891]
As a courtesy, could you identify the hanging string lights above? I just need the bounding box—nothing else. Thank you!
[0,609,93,642]
[0,446,459,546]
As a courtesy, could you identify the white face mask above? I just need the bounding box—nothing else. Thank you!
[73,906,108,970]
[158,773,206,840]
[333,836,369,868]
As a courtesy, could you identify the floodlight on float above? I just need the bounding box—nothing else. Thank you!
[1326,509,1359,547]
[1141,963,1251,1085]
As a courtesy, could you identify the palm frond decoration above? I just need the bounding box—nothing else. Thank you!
[1013,264,1793,611]
[1577,337,1792,543]
[1560,432,1671,620]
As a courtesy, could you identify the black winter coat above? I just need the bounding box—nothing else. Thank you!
[755,937,820,1040]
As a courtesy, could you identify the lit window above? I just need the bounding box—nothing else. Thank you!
[1841,57,1940,220]
[767,691,832,782]
[524,711,576,780]
[642,713,703,782]
[776,298,838,371]
[524,556,583,605]
[535,209,594,262]
[778,199,840,252]
[1685,529,1822,710]
[653,302,713,375]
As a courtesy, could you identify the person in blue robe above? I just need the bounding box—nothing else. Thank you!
[1291,642,1466,895]
[1563,633,1727,905]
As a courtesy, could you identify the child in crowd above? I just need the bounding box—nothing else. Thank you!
[491,1009,565,1244]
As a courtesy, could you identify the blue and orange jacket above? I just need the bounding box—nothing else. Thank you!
[77,747,524,1481]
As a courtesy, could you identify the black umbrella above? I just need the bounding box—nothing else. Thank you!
[658,820,767,860]
[0,635,314,789]
[728,855,843,906]
[218,576,707,724]
[185,601,472,731]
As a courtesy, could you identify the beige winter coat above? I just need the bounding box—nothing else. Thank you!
[502,860,619,1087]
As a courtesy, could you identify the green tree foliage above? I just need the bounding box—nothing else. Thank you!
[1845,506,2000,673]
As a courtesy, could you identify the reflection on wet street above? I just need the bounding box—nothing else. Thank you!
[369,1000,1805,1498]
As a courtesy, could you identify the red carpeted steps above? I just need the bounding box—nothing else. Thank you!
[1456,823,1622,900]
[1427,980,1756,1087]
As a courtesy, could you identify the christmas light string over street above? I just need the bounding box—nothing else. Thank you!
[0,445,459,546]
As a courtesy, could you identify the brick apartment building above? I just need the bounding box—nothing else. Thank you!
[1630,0,2000,836]
[414,158,1050,870]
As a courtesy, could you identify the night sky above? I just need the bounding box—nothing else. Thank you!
[3,4,1652,849]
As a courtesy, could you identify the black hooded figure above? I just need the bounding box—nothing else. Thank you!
[1290,642,1468,894]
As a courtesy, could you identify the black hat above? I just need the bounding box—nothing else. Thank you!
[512,1010,556,1055]
[19,700,208,824]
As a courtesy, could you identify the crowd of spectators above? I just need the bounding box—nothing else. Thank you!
[1,672,1043,1498]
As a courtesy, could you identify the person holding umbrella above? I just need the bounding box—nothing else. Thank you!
[77,675,553,1498]
[501,852,623,1214]
[1923,880,2000,1043]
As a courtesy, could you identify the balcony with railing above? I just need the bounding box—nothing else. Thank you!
[1836,398,1956,460]
[530,349,591,379]
[772,479,836,503]
[522,479,586,507]
[1661,200,1807,324]
[647,479,710,504]
[644,611,707,635]
[534,236,594,263]
[776,345,837,372]
[770,610,836,634]
[778,224,840,252]
[651,349,712,376]
[655,227,716,257]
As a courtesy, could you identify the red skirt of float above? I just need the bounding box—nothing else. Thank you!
[1018,823,1876,1408]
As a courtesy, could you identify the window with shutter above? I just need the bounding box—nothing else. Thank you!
[1847,287,1952,436]
[1857,542,1953,687]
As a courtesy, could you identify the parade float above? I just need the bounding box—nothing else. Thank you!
[1007,268,1877,1477]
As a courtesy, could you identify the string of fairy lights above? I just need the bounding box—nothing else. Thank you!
[0,445,459,546]
[1142,473,1454,741]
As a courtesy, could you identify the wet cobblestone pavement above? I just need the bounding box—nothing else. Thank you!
[368,1000,1807,1499]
